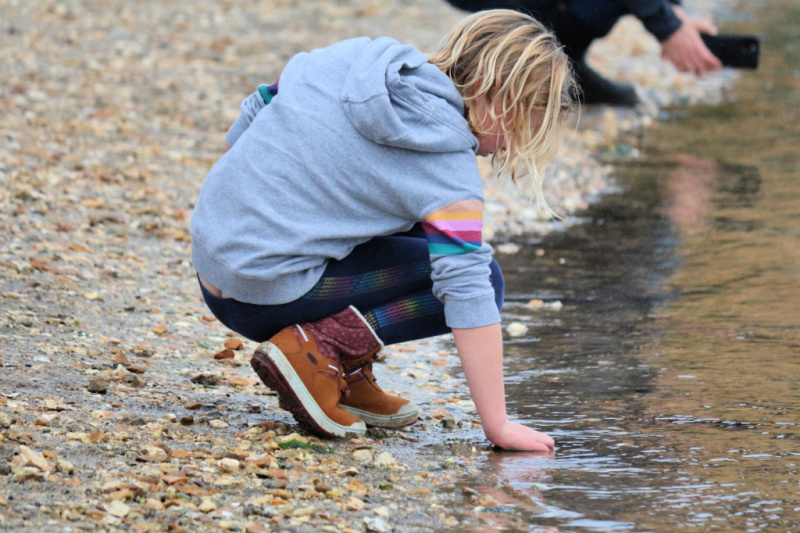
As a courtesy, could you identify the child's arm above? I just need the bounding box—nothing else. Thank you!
[453,324,555,451]
[423,199,552,450]
[225,83,279,149]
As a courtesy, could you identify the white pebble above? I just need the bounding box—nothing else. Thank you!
[506,322,528,337]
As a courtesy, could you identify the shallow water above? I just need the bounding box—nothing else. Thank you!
[439,1,800,531]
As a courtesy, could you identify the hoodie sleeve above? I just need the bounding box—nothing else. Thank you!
[225,83,279,148]
[422,200,500,329]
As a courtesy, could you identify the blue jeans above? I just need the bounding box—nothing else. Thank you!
[199,226,504,346]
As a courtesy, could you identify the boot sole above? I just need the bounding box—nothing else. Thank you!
[342,405,419,428]
[251,343,366,439]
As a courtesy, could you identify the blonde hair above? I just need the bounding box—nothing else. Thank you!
[429,9,576,217]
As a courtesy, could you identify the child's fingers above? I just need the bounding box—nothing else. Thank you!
[489,422,556,451]
[536,430,555,449]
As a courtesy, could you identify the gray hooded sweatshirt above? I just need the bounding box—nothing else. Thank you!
[190,36,499,329]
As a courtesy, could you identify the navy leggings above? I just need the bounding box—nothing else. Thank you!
[199,227,504,346]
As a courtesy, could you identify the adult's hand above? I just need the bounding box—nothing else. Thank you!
[661,6,722,74]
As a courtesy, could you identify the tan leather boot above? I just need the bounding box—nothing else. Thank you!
[328,307,419,428]
[250,323,366,438]
[341,363,419,428]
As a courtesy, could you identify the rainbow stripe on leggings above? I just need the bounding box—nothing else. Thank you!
[363,293,443,333]
[304,262,430,300]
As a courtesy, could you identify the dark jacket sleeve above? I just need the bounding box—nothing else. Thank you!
[445,0,684,42]
[615,0,683,41]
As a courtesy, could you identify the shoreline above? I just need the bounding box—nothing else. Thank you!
[0,0,737,531]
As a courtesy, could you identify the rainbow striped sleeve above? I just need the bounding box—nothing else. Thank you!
[422,206,483,256]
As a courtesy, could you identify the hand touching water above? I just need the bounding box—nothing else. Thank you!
[453,323,556,452]
[485,420,555,451]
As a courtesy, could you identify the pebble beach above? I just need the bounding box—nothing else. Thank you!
[0,0,735,531]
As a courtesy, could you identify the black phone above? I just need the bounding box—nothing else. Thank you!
[701,34,760,69]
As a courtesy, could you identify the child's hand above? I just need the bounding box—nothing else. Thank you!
[485,420,555,451]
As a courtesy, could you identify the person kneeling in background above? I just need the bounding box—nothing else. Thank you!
[445,0,722,106]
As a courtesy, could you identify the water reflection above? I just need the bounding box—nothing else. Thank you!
[445,1,800,530]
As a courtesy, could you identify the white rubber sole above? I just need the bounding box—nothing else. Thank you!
[251,342,366,438]
[343,401,420,428]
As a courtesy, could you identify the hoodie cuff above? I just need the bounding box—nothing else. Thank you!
[444,292,501,330]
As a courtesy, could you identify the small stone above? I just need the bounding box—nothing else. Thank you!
[365,427,396,439]
[13,467,46,482]
[199,499,217,513]
[506,322,528,337]
[224,338,244,350]
[56,459,75,475]
[44,398,67,411]
[245,465,271,477]
[313,480,332,493]
[364,517,391,533]
[122,373,146,388]
[213,349,235,360]
[277,448,300,460]
[441,414,457,429]
[87,377,107,394]
[278,433,308,444]
[495,242,520,254]
[144,498,165,511]
[528,299,544,309]
[105,500,130,518]
[219,458,240,472]
[353,449,373,462]
[374,452,400,470]
[345,496,365,511]
[191,373,220,386]
[17,446,52,472]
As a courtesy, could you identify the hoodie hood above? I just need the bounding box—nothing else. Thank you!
[341,37,478,154]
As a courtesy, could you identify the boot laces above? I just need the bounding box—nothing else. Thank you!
[338,369,351,399]
[361,362,376,383]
